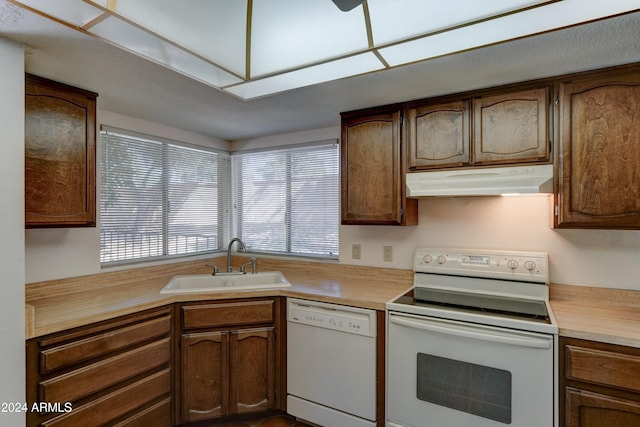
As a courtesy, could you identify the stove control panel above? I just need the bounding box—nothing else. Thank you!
[414,247,549,283]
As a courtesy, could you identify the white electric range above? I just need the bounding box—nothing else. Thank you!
[386,247,558,427]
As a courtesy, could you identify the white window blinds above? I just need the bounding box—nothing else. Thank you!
[232,141,339,258]
[100,127,230,264]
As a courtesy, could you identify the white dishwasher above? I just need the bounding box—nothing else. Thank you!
[287,298,377,427]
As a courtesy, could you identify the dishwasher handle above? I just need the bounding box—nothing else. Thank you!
[389,313,551,349]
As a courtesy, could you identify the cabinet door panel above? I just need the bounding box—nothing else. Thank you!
[409,100,470,169]
[25,74,97,227]
[341,111,406,225]
[181,331,229,422]
[230,327,275,415]
[566,388,640,427]
[557,68,640,228]
[473,87,550,165]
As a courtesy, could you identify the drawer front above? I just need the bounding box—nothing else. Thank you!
[40,338,170,403]
[41,315,171,374]
[182,300,274,329]
[112,397,172,427]
[566,345,640,393]
[41,369,170,427]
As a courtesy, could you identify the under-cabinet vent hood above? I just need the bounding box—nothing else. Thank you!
[406,164,554,197]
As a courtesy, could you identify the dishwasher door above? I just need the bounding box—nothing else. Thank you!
[287,298,377,427]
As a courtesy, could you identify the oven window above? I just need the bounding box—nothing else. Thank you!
[417,353,512,424]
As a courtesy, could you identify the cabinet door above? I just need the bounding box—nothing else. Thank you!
[25,74,97,228]
[408,100,470,169]
[181,331,229,422]
[556,68,640,228]
[566,388,640,427]
[341,110,416,225]
[473,87,550,165]
[229,327,275,415]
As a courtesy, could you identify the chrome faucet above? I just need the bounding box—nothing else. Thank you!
[227,237,247,273]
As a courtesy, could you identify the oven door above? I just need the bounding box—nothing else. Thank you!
[387,312,555,427]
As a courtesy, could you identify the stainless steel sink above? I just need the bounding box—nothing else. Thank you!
[160,271,291,294]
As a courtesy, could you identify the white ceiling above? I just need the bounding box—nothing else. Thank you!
[1,1,639,141]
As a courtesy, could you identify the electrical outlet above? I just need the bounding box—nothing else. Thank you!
[352,244,361,260]
[383,245,393,262]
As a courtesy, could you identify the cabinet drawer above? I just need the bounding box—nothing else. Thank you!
[40,337,170,403]
[182,300,274,329]
[41,315,171,374]
[41,369,170,427]
[566,345,640,393]
[112,397,171,427]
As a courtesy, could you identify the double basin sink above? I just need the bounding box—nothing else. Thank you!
[160,271,291,294]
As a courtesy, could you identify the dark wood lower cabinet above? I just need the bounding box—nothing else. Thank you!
[561,337,640,427]
[181,331,229,422]
[230,328,275,415]
[178,298,283,425]
[566,388,640,427]
[26,306,174,427]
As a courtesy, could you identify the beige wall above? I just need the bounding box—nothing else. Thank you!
[24,109,640,290]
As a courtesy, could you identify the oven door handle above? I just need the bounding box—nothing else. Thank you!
[389,314,551,349]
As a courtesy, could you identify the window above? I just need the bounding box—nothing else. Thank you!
[100,127,230,264]
[232,141,339,258]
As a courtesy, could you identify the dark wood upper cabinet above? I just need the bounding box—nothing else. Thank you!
[25,74,98,228]
[408,85,551,170]
[341,108,418,226]
[556,65,640,229]
[473,87,550,165]
[408,100,470,169]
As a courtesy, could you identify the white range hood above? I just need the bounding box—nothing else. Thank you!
[406,164,554,197]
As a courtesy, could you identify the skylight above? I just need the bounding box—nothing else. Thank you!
[10,0,640,99]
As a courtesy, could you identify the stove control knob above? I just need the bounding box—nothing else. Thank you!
[507,259,519,270]
[422,255,433,264]
[524,260,536,271]
[436,255,447,264]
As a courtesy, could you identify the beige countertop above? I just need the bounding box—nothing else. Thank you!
[25,256,413,339]
[25,257,640,349]
[550,284,640,348]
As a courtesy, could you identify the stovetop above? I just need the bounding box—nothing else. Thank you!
[393,291,550,324]
[386,247,558,334]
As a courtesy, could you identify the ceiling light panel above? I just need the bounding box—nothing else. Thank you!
[89,15,243,87]
[225,51,385,99]
[250,0,369,77]
[378,0,640,67]
[367,0,551,45]
[105,0,247,77]
[14,0,103,27]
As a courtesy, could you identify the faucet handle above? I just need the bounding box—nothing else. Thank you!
[240,257,258,274]
[205,263,219,275]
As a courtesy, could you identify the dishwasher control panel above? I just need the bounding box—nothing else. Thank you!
[287,298,376,337]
